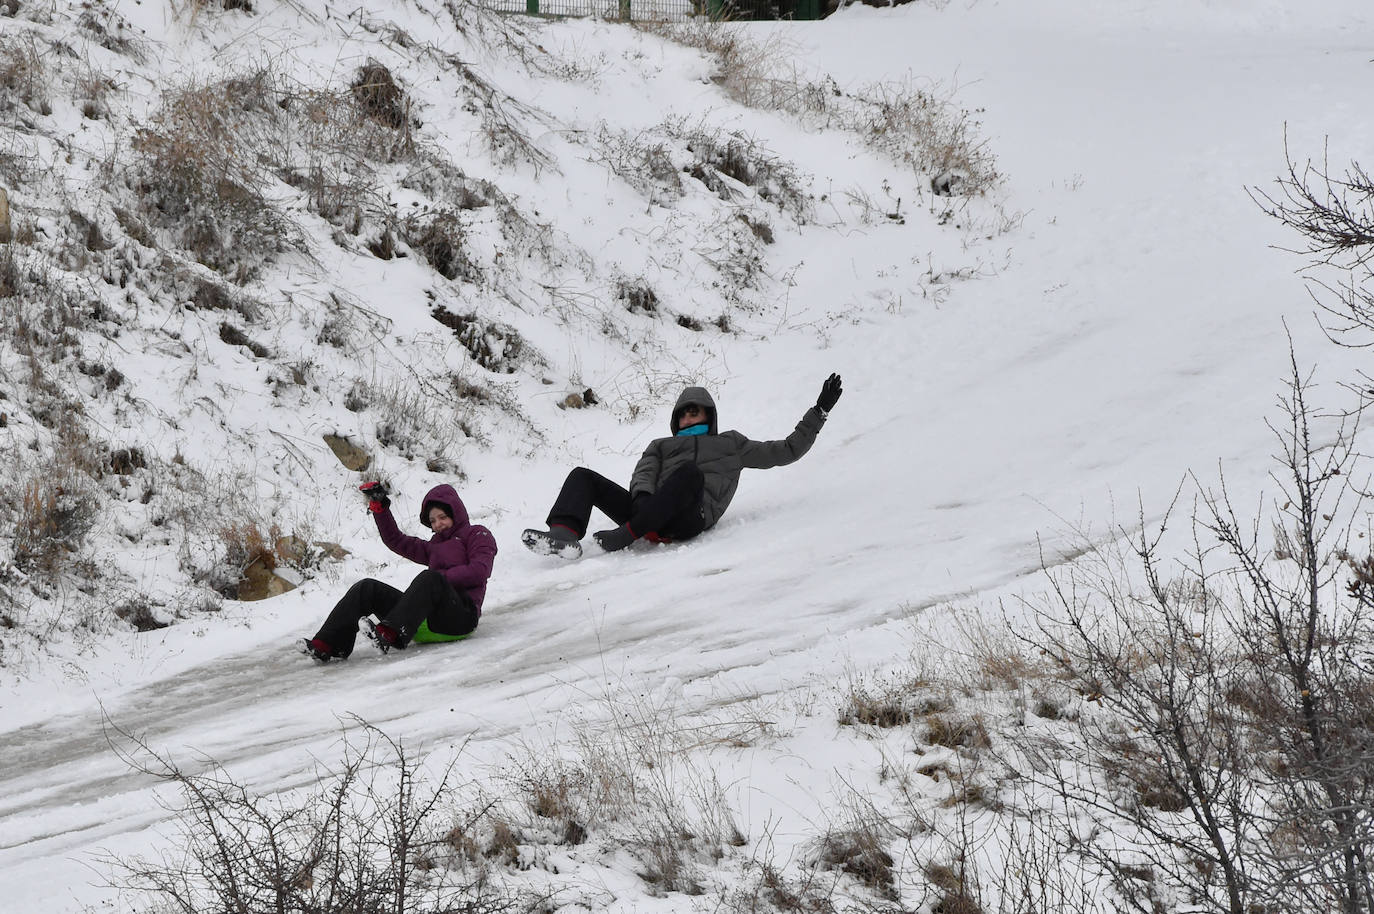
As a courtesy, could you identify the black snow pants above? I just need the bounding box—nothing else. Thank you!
[546,463,707,542]
[313,570,478,656]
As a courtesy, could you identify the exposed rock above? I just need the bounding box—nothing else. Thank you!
[239,556,296,601]
[324,433,370,470]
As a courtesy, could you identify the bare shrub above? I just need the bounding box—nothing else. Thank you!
[924,859,983,914]
[813,820,898,901]
[675,124,812,223]
[1254,140,1374,380]
[491,687,762,897]
[0,34,50,115]
[693,209,769,300]
[645,22,999,196]
[276,76,417,232]
[350,376,468,472]
[838,672,951,728]
[351,60,409,131]
[10,422,104,581]
[404,211,480,282]
[923,712,990,751]
[131,70,295,280]
[74,63,116,120]
[1020,355,1374,914]
[108,722,539,914]
[725,861,837,914]
[453,61,555,173]
[114,597,167,632]
[12,475,100,578]
[217,520,284,573]
[401,150,501,209]
[0,243,21,297]
[839,79,998,196]
[595,125,683,205]
[78,2,147,59]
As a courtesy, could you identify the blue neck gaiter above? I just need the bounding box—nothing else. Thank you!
[676,423,709,437]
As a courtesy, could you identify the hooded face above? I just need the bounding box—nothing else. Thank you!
[669,386,717,436]
[419,484,469,533]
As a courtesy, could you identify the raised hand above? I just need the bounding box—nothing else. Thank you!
[816,373,843,413]
[359,481,391,513]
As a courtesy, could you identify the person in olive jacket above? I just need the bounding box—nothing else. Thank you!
[301,483,497,661]
[522,374,842,558]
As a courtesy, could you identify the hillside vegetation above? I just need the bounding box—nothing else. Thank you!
[0,0,996,655]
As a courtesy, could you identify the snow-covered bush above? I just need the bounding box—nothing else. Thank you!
[675,123,812,224]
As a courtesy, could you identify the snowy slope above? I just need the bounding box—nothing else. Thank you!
[1,0,1372,910]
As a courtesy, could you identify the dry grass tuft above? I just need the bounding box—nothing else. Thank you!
[0,34,50,115]
[131,70,293,279]
[351,60,409,131]
[404,212,480,282]
[838,673,952,728]
[815,823,897,900]
[645,21,999,196]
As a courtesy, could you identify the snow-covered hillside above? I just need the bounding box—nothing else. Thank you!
[1,0,1371,910]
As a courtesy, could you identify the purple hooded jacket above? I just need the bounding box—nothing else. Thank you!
[372,483,497,612]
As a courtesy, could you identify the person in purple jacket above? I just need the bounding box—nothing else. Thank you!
[300,482,498,661]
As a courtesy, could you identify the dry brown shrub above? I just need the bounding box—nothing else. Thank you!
[217,521,285,571]
[923,712,991,750]
[838,673,951,728]
[924,860,984,914]
[0,34,50,115]
[728,862,837,914]
[351,60,408,131]
[404,212,480,282]
[815,824,897,900]
[646,21,999,195]
[131,70,292,279]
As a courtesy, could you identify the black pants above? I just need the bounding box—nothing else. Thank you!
[313,570,478,656]
[547,463,707,541]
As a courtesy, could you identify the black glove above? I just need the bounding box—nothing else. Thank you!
[359,481,391,513]
[816,373,843,413]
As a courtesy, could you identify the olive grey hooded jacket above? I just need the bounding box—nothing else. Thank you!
[628,386,827,530]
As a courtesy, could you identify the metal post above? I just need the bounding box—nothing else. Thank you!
[526,0,538,14]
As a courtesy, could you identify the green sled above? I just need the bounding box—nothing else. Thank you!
[412,619,470,644]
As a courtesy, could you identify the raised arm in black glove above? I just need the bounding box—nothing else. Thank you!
[816,373,843,414]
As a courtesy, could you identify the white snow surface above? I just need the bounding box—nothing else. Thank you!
[1,0,1372,910]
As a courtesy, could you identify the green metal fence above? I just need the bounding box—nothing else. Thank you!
[482,0,821,21]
